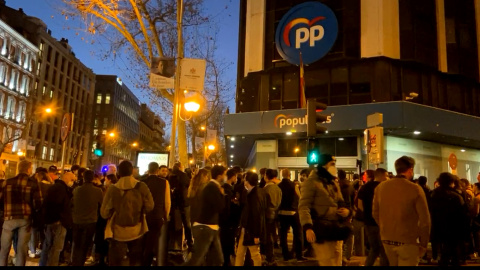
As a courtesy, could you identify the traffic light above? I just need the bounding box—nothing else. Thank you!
[307,99,328,137]
[94,134,105,157]
[307,138,320,165]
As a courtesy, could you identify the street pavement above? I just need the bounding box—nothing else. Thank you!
[10,235,480,266]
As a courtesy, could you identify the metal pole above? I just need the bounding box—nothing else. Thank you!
[203,120,207,168]
[168,0,184,168]
[60,140,67,174]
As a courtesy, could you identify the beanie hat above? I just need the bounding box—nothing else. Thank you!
[318,154,335,167]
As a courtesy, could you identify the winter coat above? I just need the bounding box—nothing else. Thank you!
[298,167,348,232]
[240,186,267,245]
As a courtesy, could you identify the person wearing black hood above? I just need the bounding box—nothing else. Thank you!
[430,173,468,267]
[298,154,351,266]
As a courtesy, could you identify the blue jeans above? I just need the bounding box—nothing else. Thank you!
[365,225,389,266]
[183,225,223,266]
[39,222,67,266]
[0,219,31,266]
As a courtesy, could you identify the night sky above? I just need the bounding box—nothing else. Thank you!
[6,0,239,113]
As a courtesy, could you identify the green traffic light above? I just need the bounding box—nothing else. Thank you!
[307,149,320,165]
[94,148,104,157]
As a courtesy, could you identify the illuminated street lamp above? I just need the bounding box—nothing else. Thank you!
[184,101,200,113]
[109,132,116,138]
[17,151,25,157]
[208,144,216,151]
[200,126,206,131]
[132,142,138,147]
[45,108,52,114]
[294,147,300,153]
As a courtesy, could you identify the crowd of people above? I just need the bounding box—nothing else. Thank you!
[0,155,479,266]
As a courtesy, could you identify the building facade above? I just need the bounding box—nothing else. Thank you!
[92,75,140,170]
[0,19,37,178]
[226,0,480,185]
[0,4,96,170]
[139,103,166,152]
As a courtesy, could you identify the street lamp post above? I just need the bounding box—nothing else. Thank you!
[168,0,185,168]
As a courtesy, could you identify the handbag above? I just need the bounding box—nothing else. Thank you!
[311,181,353,243]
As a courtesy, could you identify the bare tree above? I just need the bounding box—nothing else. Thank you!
[60,0,234,165]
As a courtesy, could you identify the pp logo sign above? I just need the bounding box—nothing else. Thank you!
[275,2,338,65]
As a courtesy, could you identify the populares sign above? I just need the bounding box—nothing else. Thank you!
[275,1,338,65]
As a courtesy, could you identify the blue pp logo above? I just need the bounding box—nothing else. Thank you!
[275,2,338,65]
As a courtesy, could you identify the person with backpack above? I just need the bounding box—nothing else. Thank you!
[101,160,154,266]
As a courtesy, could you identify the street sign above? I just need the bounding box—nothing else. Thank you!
[366,126,384,165]
[180,58,207,92]
[61,113,73,142]
[275,1,338,65]
[448,153,457,170]
[367,113,383,128]
[149,73,175,89]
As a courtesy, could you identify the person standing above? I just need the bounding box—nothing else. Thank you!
[372,156,430,266]
[235,171,267,266]
[277,169,304,262]
[101,160,154,266]
[259,168,267,188]
[156,165,171,266]
[263,169,282,266]
[184,165,225,266]
[0,160,43,266]
[71,170,103,266]
[168,162,192,251]
[142,162,171,266]
[39,172,76,266]
[430,173,468,267]
[220,168,237,266]
[357,168,389,266]
[299,154,351,266]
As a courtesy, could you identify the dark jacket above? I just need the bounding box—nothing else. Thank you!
[278,178,299,212]
[339,179,355,209]
[196,181,225,225]
[220,182,234,229]
[430,186,468,242]
[169,169,190,209]
[72,182,103,224]
[43,180,73,229]
[240,186,267,245]
[143,175,168,227]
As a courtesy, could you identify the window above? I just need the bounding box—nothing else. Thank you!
[49,148,55,161]
[0,37,7,56]
[16,101,25,123]
[105,94,110,104]
[42,146,47,160]
[5,96,15,119]
[9,69,18,90]
[0,93,4,115]
[96,94,102,104]
[36,62,41,76]
[0,64,6,85]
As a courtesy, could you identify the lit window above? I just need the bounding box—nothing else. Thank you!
[102,130,107,135]
[42,146,47,160]
[96,94,102,104]
[49,148,55,161]
[105,94,110,104]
